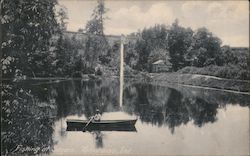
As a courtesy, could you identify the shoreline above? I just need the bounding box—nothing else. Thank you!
[147,73,250,93]
[2,72,250,94]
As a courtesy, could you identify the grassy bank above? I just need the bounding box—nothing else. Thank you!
[150,73,250,93]
[177,65,250,80]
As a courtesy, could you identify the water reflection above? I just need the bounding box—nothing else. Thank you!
[123,83,249,133]
[92,131,104,148]
[1,79,249,155]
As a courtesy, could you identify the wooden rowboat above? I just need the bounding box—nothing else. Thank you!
[66,119,137,132]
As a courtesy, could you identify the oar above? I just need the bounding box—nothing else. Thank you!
[82,117,94,132]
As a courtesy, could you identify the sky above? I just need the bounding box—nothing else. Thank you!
[58,0,249,47]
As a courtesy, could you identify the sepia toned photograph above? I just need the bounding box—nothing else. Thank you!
[1,0,249,155]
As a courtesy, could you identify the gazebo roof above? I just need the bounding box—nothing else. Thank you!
[152,60,164,65]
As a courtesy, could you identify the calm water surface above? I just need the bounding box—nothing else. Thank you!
[2,79,249,155]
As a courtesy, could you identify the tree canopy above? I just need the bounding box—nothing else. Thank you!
[2,0,59,78]
[167,20,193,71]
[85,0,108,35]
[125,19,243,73]
[133,24,169,71]
[187,27,222,67]
[83,0,110,69]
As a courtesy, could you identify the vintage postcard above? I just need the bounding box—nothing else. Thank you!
[1,0,249,155]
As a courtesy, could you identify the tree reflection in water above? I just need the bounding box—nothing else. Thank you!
[2,79,249,155]
[123,83,249,133]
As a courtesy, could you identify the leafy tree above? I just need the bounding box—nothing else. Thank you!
[135,38,148,71]
[167,19,193,71]
[54,6,71,76]
[125,42,139,69]
[221,46,238,65]
[84,0,110,69]
[107,41,120,69]
[57,5,68,32]
[85,0,108,35]
[188,27,222,67]
[84,35,109,68]
[135,24,169,71]
[2,0,59,78]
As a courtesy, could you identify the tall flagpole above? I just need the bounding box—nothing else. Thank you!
[119,35,125,108]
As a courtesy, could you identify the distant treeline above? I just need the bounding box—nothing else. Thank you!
[123,21,250,80]
[2,0,108,78]
[59,20,250,80]
[60,22,250,80]
[2,0,121,79]
[2,0,249,80]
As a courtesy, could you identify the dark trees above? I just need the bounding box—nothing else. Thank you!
[85,0,108,35]
[84,0,110,68]
[188,27,223,67]
[135,24,169,71]
[167,20,193,71]
[127,20,229,72]
[2,0,59,78]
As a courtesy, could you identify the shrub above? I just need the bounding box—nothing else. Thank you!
[95,68,102,76]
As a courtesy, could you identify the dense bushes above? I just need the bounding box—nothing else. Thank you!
[177,47,250,80]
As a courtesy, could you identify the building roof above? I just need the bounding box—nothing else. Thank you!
[152,60,165,65]
[64,31,137,40]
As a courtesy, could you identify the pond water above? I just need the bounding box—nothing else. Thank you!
[2,79,249,155]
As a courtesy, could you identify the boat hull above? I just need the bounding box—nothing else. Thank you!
[66,119,137,132]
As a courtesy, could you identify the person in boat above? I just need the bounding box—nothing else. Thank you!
[92,109,101,122]
[82,109,102,132]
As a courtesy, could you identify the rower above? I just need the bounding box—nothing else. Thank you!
[93,109,101,122]
[82,109,102,131]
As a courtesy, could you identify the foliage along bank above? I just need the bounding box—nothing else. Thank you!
[124,20,249,80]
